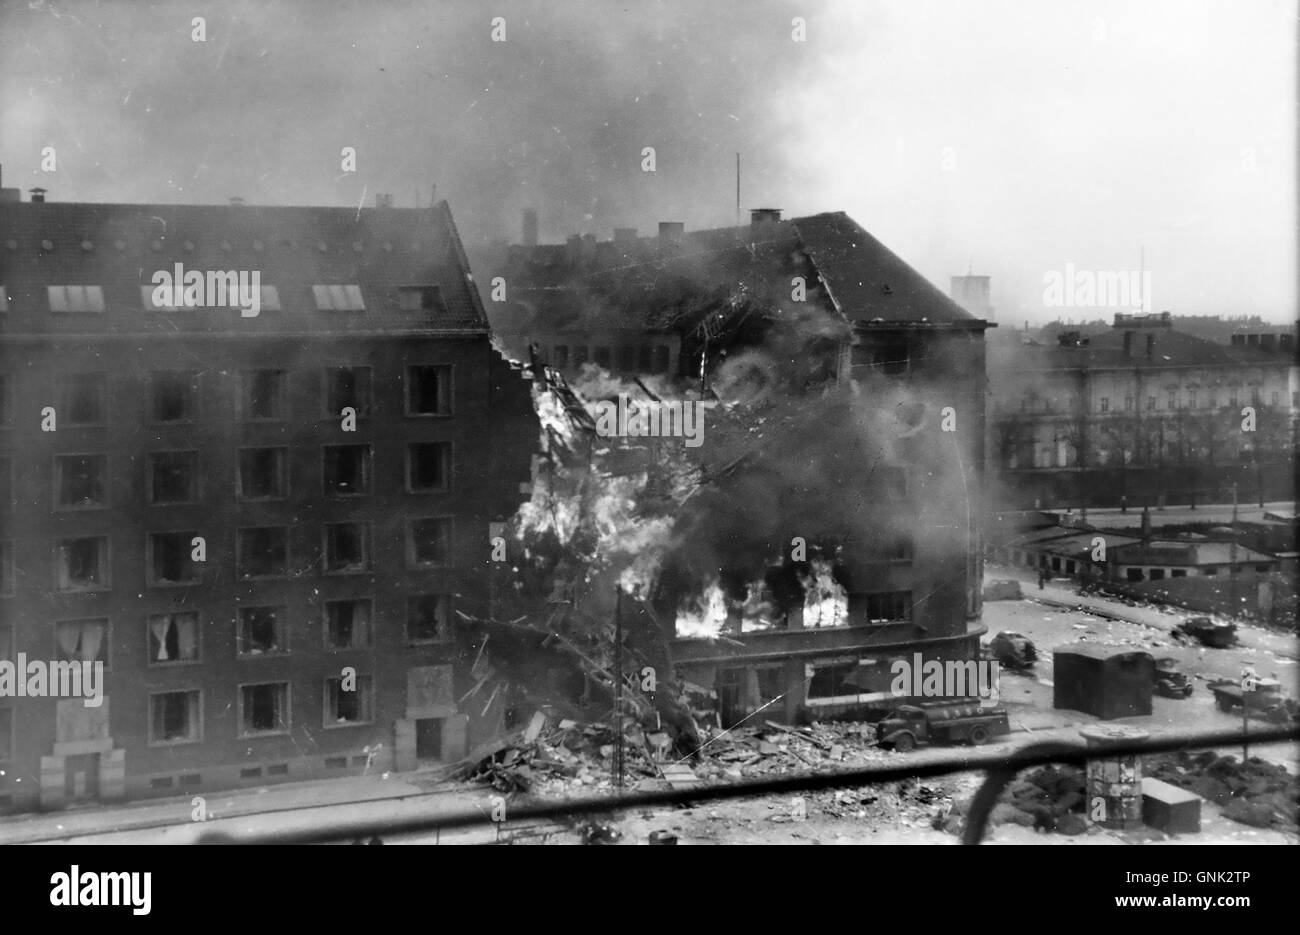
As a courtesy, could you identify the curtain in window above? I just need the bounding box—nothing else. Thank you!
[176,616,198,659]
[56,622,81,659]
[78,621,104,663]
[150,617,172,661]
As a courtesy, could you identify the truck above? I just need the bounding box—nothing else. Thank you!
[875,701,1011,752]
[1207,678,1299,723]
[1153,657,1194,698]
[987,631,1037,670]
[1173,616,1237,648]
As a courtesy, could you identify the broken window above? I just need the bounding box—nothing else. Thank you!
[56,536,109,591]
[324,367,372,417]
[312,284,365,311]
[325,675,373,725]
[47,285,105,313]
[553,346,570,369]
[652,345,670,374]
[593,346,611,369]
[148,531,198,585]
[807,660,860,699]
[323,522,369,573]
[55,618,109,665]
[150,371,199,422]
[406,365,452,415]
[325,599,372,649]
[55,454,107,508]
[59,373,107,425]
[237,527,288,578]
[240,682,289,735]
[406,594,448,643]
[238,606,284,655]
[150,691,200,743]
[323,445,371,495]
[148,612,200,663]
[618,346,637,372]
[238,447,287,499]
[241,369,285,420]
[573,346,589,366]
[854,591,909,625]
[407,442,450,492]
[397,285,443,312]
[408,517,451,566]
[0,373,11,426]
[637,345,653,372]
[149,451,198,503]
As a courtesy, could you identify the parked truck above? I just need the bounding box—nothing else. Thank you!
[875,701,1011,752]
[1207,678,1299,723]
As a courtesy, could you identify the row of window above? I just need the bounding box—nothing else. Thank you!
[0,597,444,676]
[0,519,452,593]
[0,284,445,315]
[1016,389,1294,413]
[1,443,449,509]
[0,366,451,428]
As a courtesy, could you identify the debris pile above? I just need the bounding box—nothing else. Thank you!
[942,764,1089,837]
[1146,752,1299,830]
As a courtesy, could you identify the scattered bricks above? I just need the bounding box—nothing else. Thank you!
[1056,813,1088,835]
[1223,799,1275,828]
[1142,777,1202,834]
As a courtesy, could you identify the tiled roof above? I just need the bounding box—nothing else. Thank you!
[0,200,488,336]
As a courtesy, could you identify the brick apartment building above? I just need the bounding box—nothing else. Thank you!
[0,189,536,811]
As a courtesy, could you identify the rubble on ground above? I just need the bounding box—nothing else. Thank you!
[1146,751,1299,830]
[940,764,1089,837]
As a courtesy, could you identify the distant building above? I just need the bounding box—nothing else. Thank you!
[0,192,537,811]
[987,314,1298,509]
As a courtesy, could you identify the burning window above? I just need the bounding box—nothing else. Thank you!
[59,373,107,425]
[148,612,200,663]
[237,527,289,578]
[47,285,105,313]
[240,682,289,735]
[150,371,199,422]
[241,369,285,420]
[149,451,198,503]
[406,365,452,415]
[238,447,287,499]
[408,517,451,566]
[323,522,369,572]
[147,531,198,584]
[312,284,365,311]
[326,599,372,649]
[150,691,200,743]
[324,367,372,416]
[854,591,910,625]
[56,536,109,590]
[238,606,283,655]
[55,618,109,665]
[406,594,449,643]
[323,444,371,495]
[407,442,450,492]
[325,675,373,725]
[397,285,443,312]
[55,454,107,508]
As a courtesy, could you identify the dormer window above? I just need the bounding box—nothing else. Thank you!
[48,285,105,313]
[312,285,365,311]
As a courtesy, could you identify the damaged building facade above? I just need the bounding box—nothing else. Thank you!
[478,209,993,727]
[0,193,537,810]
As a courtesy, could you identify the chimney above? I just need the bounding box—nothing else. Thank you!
[375,193,393,208]
[750,207,782,228]
[658,221,684,246]
[29,187,47,203]
[522,208,538,247]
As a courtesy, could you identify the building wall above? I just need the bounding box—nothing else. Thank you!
[0,333,535,810]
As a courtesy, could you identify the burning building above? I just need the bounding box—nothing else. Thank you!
[0,191,537,810]
[478,209,994,730]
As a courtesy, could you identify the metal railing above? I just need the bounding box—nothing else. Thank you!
[195,724,1300,844]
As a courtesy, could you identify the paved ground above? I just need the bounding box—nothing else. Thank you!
[1042,500,1294,530]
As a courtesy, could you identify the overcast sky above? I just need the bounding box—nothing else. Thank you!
[1,0,1294,325]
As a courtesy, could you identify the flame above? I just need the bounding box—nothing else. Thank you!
[801,558,848,628]
[674,581,728,638]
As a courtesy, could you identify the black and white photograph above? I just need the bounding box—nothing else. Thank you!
[0,0,1296,884]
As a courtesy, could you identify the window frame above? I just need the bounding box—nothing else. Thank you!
[406,516,453,568]
[237,681,291,737]
[405,441,453,494]
[405,593,451,645]
[53,616,112,669]
[52,452,110,511]
[321,521,371,575]
[54,535,111,592]
[323,674,374,728]
[145,530,201,587]
[236,445,290,501]
[148,689,204,746]
[236,605,288,657]
[147,449,200,505]
[58,372,109,427]
[235,526,291,580]
[324,597,374,650]
[322,444,373,497]
[146,611,203,667]
[404,364,454,417]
